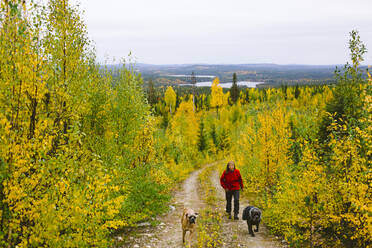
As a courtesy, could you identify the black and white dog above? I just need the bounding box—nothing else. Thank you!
[242,206,262,237]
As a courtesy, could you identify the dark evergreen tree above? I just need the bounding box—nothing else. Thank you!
[288,118,302,165]
[294,84,300,99]
[176,90,181,109]
[219,127,231,151]
[230,72,239,104]
[210,123,218,148]
[245,89,249,103]
[197,118,207,152]
[282,84,288,100]
[147,79,157,105]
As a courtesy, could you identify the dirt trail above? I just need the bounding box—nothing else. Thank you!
[120,162,286,248]
[119,163,209,248]
[211,169,287,248]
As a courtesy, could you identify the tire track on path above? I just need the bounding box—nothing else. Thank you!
[210,167,287,248]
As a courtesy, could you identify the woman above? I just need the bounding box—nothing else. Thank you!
[220,161,244,220]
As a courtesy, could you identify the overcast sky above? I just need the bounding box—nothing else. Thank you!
[72,0,372,65]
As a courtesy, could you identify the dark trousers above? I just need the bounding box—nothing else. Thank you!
[225,190,240,215]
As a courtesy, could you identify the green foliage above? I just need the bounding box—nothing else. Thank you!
[121,164,171,225]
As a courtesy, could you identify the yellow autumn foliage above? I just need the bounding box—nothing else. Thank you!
[164,86,177,114]
[0,1,158,246]
[210,77,228,114]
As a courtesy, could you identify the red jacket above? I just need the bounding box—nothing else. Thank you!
[220,169,244,191]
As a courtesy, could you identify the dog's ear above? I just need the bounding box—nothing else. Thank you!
[195,212,199,216]
[185,213,188,217]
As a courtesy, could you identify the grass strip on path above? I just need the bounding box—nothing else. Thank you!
[197,164,223,248]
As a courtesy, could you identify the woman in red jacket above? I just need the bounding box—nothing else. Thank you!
[220,161,244,220]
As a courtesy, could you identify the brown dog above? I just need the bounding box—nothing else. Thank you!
[181,208,198,245]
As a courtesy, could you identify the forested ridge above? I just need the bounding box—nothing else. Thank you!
[0,1,370,247]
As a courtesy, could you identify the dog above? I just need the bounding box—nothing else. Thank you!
[181,208,198,245]
[242,206,262,237]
